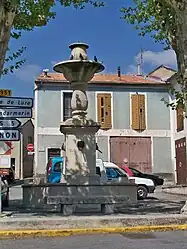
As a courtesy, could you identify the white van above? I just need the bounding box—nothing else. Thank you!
[96,159,155,199]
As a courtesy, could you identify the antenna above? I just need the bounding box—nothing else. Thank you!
[136,47,144,76]
[140,47,144,75]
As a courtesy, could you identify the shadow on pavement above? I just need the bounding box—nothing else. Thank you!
[3,183,185,217]
[3,197,185,217]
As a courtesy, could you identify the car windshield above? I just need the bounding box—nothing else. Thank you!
[106,167,127,178]
[130,168,141,174]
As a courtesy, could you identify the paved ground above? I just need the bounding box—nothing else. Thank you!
[0,185,187,231]
[4,185,186,217]
[1,231,187,249]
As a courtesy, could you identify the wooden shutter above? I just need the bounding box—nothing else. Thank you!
[131,94,146,131]
[139,94,146,130]
[97,93,112,129]
[176,106,184,132]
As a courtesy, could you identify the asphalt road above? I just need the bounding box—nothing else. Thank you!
[1,231,187,249]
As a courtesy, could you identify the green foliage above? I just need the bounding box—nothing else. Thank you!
[3,47,26,75]
[1,0,104,76]
[13,0,104,32]
[120,0,176,49]
[120,0,186,110]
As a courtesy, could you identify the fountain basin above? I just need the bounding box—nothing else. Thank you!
[22,182,137,212]
[53,60,104,82]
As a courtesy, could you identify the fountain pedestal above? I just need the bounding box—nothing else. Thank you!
[60,123,100,184]
[56,43,104,185]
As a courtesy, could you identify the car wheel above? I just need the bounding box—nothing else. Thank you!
[137,185,148,200]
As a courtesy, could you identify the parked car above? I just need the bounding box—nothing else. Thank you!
[1,177,9,207]
[46,157,64,183]
[120,166,164,186]
[96,159,155,199]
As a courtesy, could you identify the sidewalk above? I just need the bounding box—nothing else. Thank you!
[0,185,187,237]
[1,213,187,238]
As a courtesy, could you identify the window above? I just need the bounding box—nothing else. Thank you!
[97,93,112,129]
[63,92,72,121]
[176,105,184,132]
[47,148,61,161]
[54,162,63,172]
[106,168,118,178]
[106,167,127,178]
[11,158,15,171]
[115,167,127,177]
[131,94,146,131]
[130,167,141,176]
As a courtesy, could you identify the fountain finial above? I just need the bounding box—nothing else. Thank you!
[53,42,104,82]
[69,42,89,60]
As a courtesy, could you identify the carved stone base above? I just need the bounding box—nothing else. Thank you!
[60,204,74,216]
[60,120,100,181]
[65,175,100,185]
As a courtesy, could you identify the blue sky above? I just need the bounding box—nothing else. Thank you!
[0,0,177,98]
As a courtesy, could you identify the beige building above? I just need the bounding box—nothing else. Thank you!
[11,118,34,179]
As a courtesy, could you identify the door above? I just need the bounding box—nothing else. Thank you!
[110,136,152,173]
[47,148,61,161]
[175,137,187,184]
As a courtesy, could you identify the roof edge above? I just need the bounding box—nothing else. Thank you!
[147,64,176,77]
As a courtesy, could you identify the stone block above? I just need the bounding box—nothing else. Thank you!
[101,204,114,214]
[60,204,74,216]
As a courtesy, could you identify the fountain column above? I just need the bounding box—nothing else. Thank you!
[53,42,104,184]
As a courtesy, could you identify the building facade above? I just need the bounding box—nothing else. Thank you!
[34,72,174,181]
[168,74,187,184]
[12,118,34,179]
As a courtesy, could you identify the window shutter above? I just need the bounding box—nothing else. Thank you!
[97,94,103,125]
[139,94,146,130]
[176,106,184,132]
[97,93,112,129]
[131,94,146,131]
[104,94,112,129]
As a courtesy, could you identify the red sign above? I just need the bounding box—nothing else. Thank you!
[26,143,34,152]
[0,169,9,175]
[5,142,12,155]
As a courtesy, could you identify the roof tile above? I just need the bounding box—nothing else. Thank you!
[35,73,165,85]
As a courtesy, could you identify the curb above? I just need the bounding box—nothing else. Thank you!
[1,224,187,238]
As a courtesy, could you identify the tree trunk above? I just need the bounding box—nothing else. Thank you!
[0,2,16,77]
[163,0,187,115]
[173,5,187,116]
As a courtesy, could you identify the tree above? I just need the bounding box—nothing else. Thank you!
[0,0,104,77]
[121,0,187,115]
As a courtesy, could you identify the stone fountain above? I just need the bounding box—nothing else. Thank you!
[22,42,137,215]
[53,42,104,185]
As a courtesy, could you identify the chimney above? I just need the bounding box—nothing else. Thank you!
[117,66,121,78]
[137,63,141,76]
[43,69,49,77]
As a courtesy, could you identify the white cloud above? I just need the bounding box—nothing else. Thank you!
[139,49,177,67]
[127,49,177,75]
[15,64,42,83]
